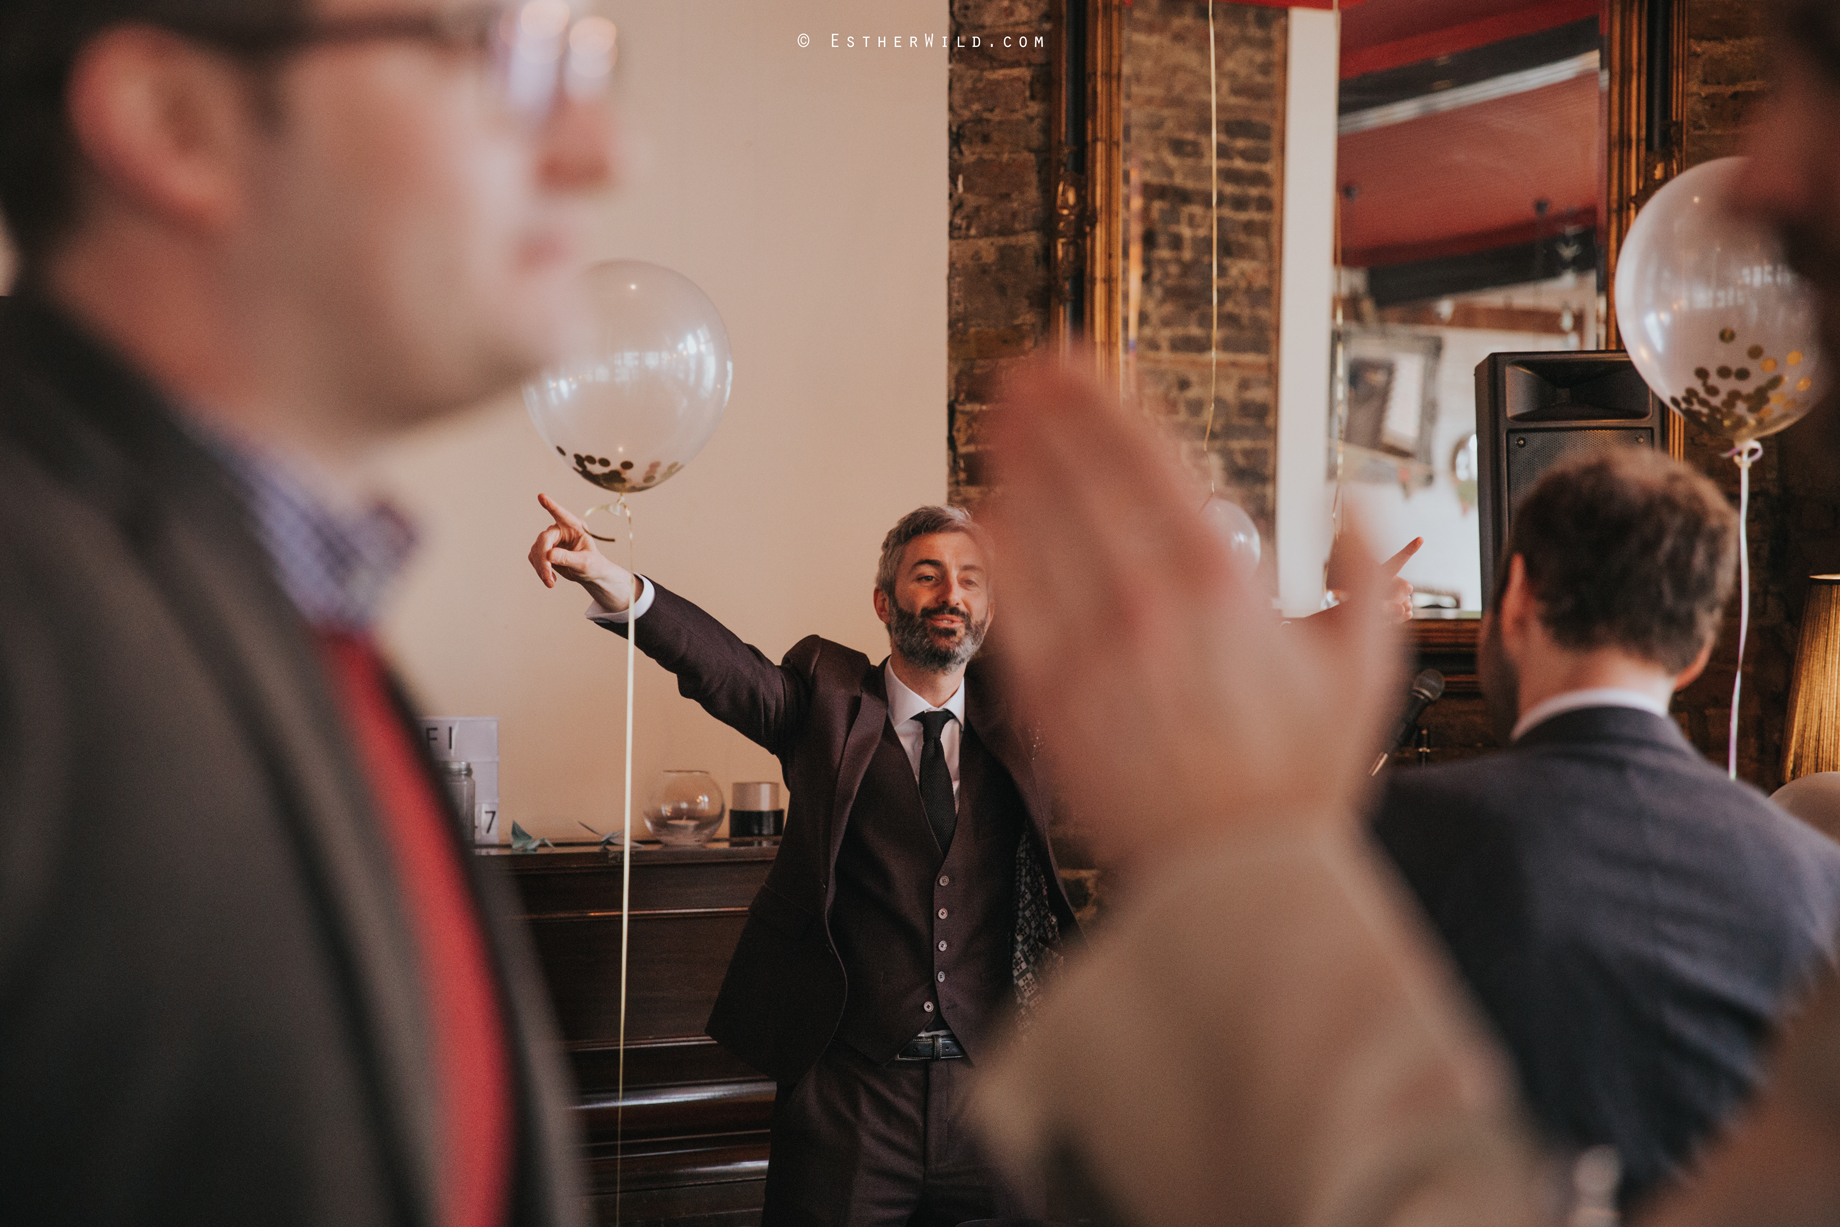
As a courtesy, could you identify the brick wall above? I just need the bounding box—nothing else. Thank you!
[947,0,1055,502]
[1123,0,1285,533]
[946,0,1287,524]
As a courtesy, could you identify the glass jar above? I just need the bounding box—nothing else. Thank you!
[441,761,476,844]
[644,769,725,845]
[729,780,785,842]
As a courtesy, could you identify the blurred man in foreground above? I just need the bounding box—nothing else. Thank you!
[0,0,614,1221]
[1376,448,1840,1212]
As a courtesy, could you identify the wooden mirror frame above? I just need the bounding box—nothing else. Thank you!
[1047,0,1689,674]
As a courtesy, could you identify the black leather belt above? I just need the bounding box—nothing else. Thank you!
[895,1029,965,1061]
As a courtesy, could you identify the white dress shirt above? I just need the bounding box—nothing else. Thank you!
[589,588,965,796]
[884,662,965,799]
[584,574,657,624]
[1510,686,1671,742]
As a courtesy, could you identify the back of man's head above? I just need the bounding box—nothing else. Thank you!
[1502,447,1738,673]
[0,0,298,270]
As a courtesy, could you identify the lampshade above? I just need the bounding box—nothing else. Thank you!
[1783,576,1840,781]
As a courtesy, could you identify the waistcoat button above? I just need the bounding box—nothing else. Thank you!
[923,1001,935,1013]
[937,908,948,919]
[936,971,946,982]
[939,875,950,886]
[938,940,947,951]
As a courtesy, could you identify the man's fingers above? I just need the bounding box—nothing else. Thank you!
[548,546,602,578]
[1389,577,1415,623]
[538,492,591,539]
[1000,362,1219,577]
[991,358,1246,619]
[987,361,1201,707]
[1380,537,1425,578]
[528,525,563,587]
[1314,515,1408,759]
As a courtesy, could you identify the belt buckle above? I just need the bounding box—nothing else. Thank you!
[899,1029,952,1061]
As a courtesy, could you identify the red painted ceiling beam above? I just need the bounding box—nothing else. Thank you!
[1121,1,1374,8]
[1205,1,1373,9]
[1341,0,1599,78]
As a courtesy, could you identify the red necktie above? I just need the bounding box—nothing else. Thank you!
[316,630,512,1227]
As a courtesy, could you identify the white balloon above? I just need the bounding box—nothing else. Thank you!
[524,260,733,494]
[1614,157,1824,445]
[1201,496,1261,570]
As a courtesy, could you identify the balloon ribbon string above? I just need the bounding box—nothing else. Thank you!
[616,494,636,1223]
[1204,0,1219,495]
[1728,441,1762,779]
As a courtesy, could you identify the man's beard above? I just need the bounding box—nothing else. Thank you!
[887,597,989,672]
[1479,612,1521,745]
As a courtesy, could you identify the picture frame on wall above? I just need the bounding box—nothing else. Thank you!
[1330,326,1443,487]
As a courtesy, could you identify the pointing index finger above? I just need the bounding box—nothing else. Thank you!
[537,492,589,536]
[1380,537,1424,578]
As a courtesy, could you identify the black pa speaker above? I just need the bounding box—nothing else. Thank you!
[1475,351,1671,607]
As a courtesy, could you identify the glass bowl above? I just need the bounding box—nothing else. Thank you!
[643,769,725,845]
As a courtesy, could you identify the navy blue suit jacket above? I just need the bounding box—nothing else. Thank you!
[1373,705,1840,1210]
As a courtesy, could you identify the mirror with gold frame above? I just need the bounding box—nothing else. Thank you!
[1051,0,1686,667]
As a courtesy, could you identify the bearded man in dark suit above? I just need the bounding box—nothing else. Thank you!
[1372,447,1840,1214]
[530,496,1079,1227]
[0,0,618,1222]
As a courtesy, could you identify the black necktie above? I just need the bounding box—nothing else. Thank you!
[914,709,958,853]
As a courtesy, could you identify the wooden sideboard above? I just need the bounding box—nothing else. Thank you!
[493,840,779,1227]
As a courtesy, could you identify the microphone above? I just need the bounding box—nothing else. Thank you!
[1369,669,1445,776]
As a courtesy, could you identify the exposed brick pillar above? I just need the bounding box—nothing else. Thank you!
[948,0,1056,504]
[946,0,1287,527]
[1123,0,1284,536]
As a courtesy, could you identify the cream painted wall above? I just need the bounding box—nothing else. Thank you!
[369,0,949,840]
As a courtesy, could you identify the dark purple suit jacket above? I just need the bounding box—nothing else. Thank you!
[617,583,1079,1083]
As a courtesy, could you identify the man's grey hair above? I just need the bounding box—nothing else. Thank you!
[875,505,985,598]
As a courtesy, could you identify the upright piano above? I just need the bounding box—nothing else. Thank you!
[498,841,777,1227]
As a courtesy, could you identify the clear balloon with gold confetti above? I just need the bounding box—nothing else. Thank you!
[1615,156,1825,781]
[524,259,733,498]
[1616,156,1824,445]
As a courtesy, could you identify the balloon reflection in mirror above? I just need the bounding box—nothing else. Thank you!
[1202,496,1262,574]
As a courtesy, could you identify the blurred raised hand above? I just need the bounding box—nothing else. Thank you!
[973,358,1551,1227]
[984,357,1406,870]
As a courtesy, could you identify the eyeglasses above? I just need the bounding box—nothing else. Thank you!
[166,1,617,124]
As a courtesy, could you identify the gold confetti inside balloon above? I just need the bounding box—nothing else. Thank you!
[1615,157,1825,445]
[523,260,733,493]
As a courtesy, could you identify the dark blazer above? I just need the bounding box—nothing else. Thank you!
[614,582,1078,1084]
[1373,705,1840,1209]
[0,296,585,1226]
